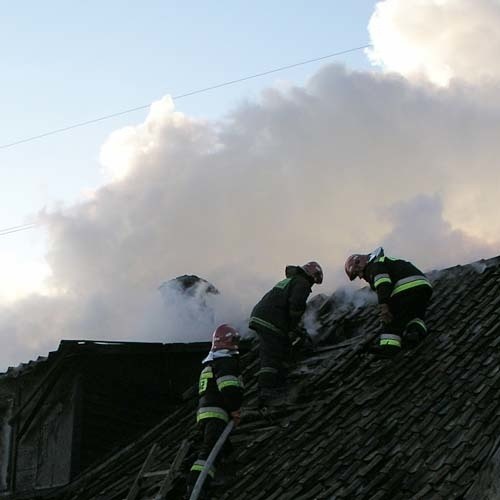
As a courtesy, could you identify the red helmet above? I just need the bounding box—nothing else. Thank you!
[345,254,368,281]
[211,324,240,351]
[301,261,323,284]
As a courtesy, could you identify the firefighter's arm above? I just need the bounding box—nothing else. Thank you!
[288,280,312,330]
[379,303,393,324]
[214,359,244,413]
[369,262,393,304]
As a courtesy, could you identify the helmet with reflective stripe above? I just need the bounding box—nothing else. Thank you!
[301,261,323,284]
[345,254,369,281]
[211,324,240,351]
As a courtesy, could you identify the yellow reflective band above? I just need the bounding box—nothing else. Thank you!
[374,277,392,288]
[198,367,214,394]
[217,375,242,390]
[380,339,401,347]
[197,407,229,422]
[197,412,229,422]
[190,463,216,478]
[392,279,431,295]
[218,381,240,390]
[249,316,282,333]
[200,367,214,379]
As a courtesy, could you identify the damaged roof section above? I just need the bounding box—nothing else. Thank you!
[6,256,500,499]
[159,274,219,297]
[158,274,220,345]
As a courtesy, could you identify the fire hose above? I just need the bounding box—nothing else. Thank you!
[189,420,235,500]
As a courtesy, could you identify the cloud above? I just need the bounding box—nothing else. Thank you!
[2,1,500,370]
[368,0,500,86]
[380,194,499,271]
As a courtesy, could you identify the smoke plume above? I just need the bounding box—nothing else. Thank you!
[1,0,500,370]
[368,0,500,86]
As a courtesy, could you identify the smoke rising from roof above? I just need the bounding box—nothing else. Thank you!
[1,0,500,370]
[158,277,218,342]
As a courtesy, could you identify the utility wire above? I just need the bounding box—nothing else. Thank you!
[0,223,35,232]
[0,44,371,237]
[0,224,37,236]
[0,44,370,151]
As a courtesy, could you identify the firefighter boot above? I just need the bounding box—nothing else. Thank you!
[404,318,428,348]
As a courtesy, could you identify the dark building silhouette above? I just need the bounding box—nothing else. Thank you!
[0,340,209,495]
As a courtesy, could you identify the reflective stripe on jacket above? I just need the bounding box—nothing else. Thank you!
[197,354,243,420]
[249,265,313,334]
[364,253,432,304]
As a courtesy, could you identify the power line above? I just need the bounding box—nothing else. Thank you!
[0,224,37,237]
[0,223,36,232]
[0,44,371,238]
[0,44,370,151]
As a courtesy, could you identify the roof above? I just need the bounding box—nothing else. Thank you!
[12,255,500,499]
[0,340,210,379]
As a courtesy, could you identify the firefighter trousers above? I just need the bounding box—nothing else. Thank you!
[186,418,230,498]
[387,285,433,344]
[252,327,290,397]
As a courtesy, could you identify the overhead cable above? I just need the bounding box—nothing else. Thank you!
[0,44,371,151]
[0,44,371,237]
[0,223,37,237]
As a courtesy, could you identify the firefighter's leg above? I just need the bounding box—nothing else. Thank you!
[377,332,403,356]
[376,303,404,356]
[387,287,432,349]
[402,287,433,348]
[186,418,226,499]
[256,329,289,406]
[405,318,428,348]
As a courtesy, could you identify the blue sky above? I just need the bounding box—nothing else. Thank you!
[0,1,377,298]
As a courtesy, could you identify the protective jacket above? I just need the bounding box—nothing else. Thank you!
[197,351,243,424]
[249,265,313,335]
[363,248,432,305]
[188,351,243,494]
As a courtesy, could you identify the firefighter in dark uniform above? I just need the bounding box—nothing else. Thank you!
[345,247,433,355]
[186,324,243,499]
[249,261,323,407]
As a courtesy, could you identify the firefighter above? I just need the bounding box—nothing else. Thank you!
[249,261,323,407]
[186,324,243,499]
[345,247,433,356]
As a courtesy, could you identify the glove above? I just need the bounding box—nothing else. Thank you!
[290,328,314,351]
[230,409,241,427]
[288,328,301,344]
[379,304,393,324]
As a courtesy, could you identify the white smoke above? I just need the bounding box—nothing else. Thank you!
[380,194,498,272]
[158,279,217,341]
[368,0,500,86]
[1,0,500,370]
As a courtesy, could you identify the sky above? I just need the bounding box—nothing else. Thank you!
[0,0,375,301]
[1,0,500,370]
